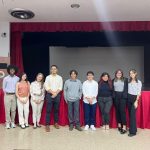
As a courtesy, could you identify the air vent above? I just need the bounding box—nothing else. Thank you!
[9,8,35,19]
[71,4,80,8]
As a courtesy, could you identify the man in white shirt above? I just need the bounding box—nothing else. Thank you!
[82,71,98,131]
[44,65,63,132]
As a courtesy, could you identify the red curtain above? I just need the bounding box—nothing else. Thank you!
[10,31,24,73]
[11,21,150,32]
[1,89,150,129]
[10,21,150,72]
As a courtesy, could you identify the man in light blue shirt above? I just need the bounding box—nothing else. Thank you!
[2,65,19,129]
[64,70,82,131]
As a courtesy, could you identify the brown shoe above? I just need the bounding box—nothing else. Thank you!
[37,124,41,128]
[75,126,83,131]
[54,123,60,129]
[45,125,50,132]
[69,125,74,131]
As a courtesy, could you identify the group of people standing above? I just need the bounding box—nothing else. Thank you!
[3,66,45,130]
[2,65,142,137]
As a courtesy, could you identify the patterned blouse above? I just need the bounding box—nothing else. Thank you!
[30,81,45,101]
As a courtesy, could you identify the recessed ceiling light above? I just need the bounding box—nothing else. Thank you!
[9,8,35,19]
[71,4,80,8]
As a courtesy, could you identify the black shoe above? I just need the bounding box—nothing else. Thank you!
[25,124,29,128]
[75,126,83,131]
[121,129,127,134]
[128,133,136,137]
[33,126,37,129]
[118,127,122,132]
[69,125,74,131]
[20,125,25,129]
[37,124,41,128]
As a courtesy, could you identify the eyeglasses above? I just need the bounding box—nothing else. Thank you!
[51,68,57,70]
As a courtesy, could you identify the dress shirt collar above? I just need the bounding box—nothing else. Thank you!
[8,75,16,78]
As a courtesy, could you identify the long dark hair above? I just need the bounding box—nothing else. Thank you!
[129,69,138,83]
[19,73,28,82]
[114,69,125,82]
[35,73,44,89]
[98,72,112,89]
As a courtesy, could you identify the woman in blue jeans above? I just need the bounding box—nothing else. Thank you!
[98,72,113,130]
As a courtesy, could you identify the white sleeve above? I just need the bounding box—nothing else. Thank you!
[44,76,50,91]
[93,82,98,97]
[82,82,88,98]
[41,86,46,100]
[137,80,142,95]
[58,77,63,91]
[30,83,36,100]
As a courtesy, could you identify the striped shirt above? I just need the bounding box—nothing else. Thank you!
[30,81,45,101]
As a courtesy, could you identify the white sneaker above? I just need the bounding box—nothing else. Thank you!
[33,124,37,129]
[21,124,25,129]
[84,125,89,131]
[90,125,96,131]
[5,123,10,129]
[11,122,16,128]
[106,125,110,130]
[102,125,106,130]
[25,123,29,127]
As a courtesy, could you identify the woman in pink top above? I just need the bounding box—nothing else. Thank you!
[16,73,30,129]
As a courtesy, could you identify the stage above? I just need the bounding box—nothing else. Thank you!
[1,125,150,150]
[0,89,150,129]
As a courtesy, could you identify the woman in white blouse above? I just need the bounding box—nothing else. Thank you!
[30,73,45,129]
[128,69,142,137]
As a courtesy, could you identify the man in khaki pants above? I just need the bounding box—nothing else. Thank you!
[2,65,19,129]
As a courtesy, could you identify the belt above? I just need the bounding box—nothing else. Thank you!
[6,92,15,95]
[33,93,42,96]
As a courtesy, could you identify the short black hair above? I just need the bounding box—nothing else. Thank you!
[51,65,58,69]
[7,65,18,74]
[87,71,94,76]
[70,70,78,76]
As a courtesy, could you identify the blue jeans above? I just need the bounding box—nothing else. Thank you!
[84,102,97,126]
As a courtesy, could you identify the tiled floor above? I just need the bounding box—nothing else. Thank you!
[0,124,150,150]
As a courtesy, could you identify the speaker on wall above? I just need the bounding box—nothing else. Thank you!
[0,63,7,69]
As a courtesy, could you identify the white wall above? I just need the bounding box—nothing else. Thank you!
[0,22,10,57]
[49,46,144,82]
